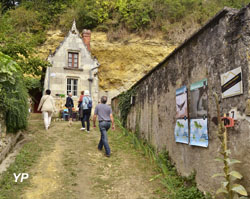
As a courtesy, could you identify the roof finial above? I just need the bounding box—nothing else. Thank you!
[71,19,78,34]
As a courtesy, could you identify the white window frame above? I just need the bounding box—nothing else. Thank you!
[67,78,78,96]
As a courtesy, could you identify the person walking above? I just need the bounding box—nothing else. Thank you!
[93,96,115,157]
[65,92,74,126]
[78,91,84,120]
[38,89,56,130]
[80,90,92,132]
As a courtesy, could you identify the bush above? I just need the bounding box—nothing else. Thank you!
[24,77,42,91]
[8,7,44,33]
[0,52,29,133]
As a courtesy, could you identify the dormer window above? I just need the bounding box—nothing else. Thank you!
[68,52,79,68]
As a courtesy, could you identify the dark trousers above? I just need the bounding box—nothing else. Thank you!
[81,109,91,131]
[98,121,111,155]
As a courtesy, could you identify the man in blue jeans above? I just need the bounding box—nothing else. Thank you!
[93,96,115,157]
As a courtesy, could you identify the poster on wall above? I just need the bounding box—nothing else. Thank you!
[190,119,208,147]
[176,86,188,119]
[175,86,189,144]
[190,79,208,119]
[174,119,189,144]
[221,67,243,99]
[189,79,208,147]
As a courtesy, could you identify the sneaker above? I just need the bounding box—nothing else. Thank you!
[80,128,85,131]
[105,154,110,157]
[87,131,90,133]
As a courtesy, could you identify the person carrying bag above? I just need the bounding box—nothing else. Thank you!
[38,89,56,130]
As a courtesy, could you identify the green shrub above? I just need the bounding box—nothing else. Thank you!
[24,76,42,91]
[0,52,29,133]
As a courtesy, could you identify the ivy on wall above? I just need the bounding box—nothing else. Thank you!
[118,87,137,126]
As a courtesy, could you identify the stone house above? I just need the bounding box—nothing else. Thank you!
[43,21,99,113]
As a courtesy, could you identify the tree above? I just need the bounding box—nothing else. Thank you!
[0,52,29,132]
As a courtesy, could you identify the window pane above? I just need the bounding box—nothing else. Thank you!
[67,79,72,94]
[67,79,77,95]
[68,53,72,58]
[74,57,78,67]
[68,56,72,67]
[75,53,78,58]
[74,80,77,96]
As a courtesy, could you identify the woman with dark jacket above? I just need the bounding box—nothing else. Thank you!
[65,92,74,126]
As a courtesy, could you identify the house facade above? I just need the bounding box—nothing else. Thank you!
[43,21,99,112]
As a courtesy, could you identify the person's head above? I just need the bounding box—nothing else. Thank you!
[101,96,108,104]
[45,89,51,95]
[84,90,89,96]
[81,91,84,95]
[68,92,72,97]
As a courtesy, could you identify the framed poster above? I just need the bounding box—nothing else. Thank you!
[189,79,208,147]
[174,119,189,144]
[190,119,208,147]
[221,67,243,98]
[175,86,189,144]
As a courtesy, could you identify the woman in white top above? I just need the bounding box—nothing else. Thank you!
[38,89,56,130]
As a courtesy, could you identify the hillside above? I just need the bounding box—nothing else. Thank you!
[1,0,249,100]
[37,30,175,98]
[91,33,175,94]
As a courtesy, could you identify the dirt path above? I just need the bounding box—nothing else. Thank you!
[19,115,165,199]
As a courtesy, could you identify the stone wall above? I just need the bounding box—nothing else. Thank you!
[0,114,6,137]
[0,113,7,154]
[112,5,250,194]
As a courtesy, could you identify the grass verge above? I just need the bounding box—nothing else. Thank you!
[114,118,212,199]
[0,125,55,199]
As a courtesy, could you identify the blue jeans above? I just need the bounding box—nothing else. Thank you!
[98,121,111,155]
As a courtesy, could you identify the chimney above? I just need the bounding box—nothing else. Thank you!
[82,29,91,51]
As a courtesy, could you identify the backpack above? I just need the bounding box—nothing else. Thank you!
[87,97,92,109]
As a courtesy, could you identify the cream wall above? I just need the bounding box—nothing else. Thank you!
[44,22,99,112]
